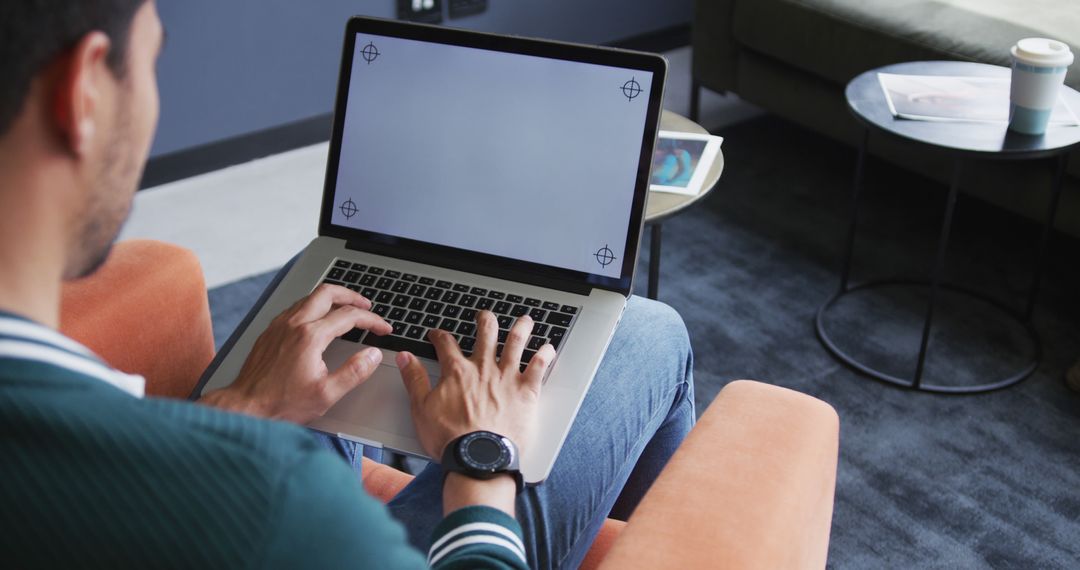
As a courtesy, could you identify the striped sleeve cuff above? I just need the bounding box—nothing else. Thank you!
[428,506,528,569]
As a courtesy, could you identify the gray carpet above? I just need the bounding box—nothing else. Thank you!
[208,115,1080,568]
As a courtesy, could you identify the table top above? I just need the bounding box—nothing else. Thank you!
[645,111,725,223]
[846,61,1080,159]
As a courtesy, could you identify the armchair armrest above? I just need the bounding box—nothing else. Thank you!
[599,380,839,569]
[59,239,215,399]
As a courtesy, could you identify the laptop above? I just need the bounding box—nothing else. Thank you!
[199,16,666,484]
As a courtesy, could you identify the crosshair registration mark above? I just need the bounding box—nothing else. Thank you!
[360,42,380,64]
[594,244,617,268]
[621,77,642,101]
[340,198,358,219]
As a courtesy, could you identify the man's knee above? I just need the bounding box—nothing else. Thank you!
[619,296,692,359]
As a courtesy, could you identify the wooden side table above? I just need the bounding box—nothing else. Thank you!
[644,111,726,299]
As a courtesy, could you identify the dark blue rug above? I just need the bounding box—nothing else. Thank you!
[208,115,1080,568]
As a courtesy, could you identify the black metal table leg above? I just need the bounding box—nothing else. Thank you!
[648,223,662,300]
[912,160,964,388]
[1025,153,1069,321]
[689,80,701,123]
[840,129,870,292]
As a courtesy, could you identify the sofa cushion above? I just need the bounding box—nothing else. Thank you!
[733,0,1080,90]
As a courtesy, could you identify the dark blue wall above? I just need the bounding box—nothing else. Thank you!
[152,0,691,157]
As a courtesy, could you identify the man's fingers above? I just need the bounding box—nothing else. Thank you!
[397,351,431,408]
[324,347,383,404]
[292,284,372,323]
[522,343,556,388]
[472,311,499,363]
[310,305,392,343]
[499,315,532,373]
[427,329,464,372]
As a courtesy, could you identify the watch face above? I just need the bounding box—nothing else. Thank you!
[460,432,510,471]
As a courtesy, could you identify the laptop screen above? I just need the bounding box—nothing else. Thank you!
[327,30,656,281]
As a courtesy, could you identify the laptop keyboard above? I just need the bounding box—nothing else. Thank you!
[321,259,579,371]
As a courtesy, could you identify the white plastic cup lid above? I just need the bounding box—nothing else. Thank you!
[1011,37,1074,67]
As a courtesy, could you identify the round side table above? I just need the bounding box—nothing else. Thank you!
[645,110,726,299]
[816,61,1080,394]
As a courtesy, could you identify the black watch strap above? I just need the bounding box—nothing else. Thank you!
[441,431,525,494]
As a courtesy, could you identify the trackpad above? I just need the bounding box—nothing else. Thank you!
[321,341,430,439]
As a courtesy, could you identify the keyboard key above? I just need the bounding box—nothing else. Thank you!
[461,309,478,322]
[334,260,351,269]
[406,325,425,340]
[476,298,494,311]
[323,279,345,287]
[456,321,476,336]
[425,288,443,300]
[389,308,407,321]
[442,305,462,318]
[422,314,441,328]
[408,298,427,311]
[359,274,376,286]
[362,333,437,360]
[507,294,524,304]
[371,304,390,317]
[347,285,362,293]
[510,305,529,317]
[460,336,476,353]
[391,322,407,336]
[376,291,394,304]
[460,295,478,308]
[561,305,578,314]
[376,277,393,290]
[442,291,461,304]
[392,295,410,307]
[524,298,541,307]
[420,277,435,285]
[493,301,512,315]
[548,327,567,348]
[344,271,362,284]
[437,280,453,289]
[495,343,504,356]
[361,287,378,299]
[527,336,545,350]
[341,328,364,343]
[488,291,506,300]
[546,312,573,327]
[351,263,368,272]
[453,283,470,293]
[328,268,346,280]
[529,308,547,321]
[439,318,457,332]
[402,273,418,282]
[409,284,427,297]
[391,281,410,293]
[522,349,536,364]
[405,311,424,325]
[368,267,384,275]
[542,301,560,311]
[385,270,401,279]
[471,287,488,296]
[426,301,445,314]
[496,316,514,330]
[532,323,548,336]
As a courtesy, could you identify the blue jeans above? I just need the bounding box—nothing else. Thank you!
[319,296,695,570]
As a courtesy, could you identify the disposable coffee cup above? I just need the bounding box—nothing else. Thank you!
[1009,37,1074,135]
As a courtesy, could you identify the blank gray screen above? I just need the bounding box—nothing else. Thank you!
[331,33,652,278]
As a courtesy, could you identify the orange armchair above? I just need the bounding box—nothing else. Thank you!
[60,239,840,569]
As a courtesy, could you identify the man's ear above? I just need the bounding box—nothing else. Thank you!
[51,31,113,157]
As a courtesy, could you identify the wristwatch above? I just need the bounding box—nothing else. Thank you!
[441,431,525,494]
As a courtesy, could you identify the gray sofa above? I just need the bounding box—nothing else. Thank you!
[691,0,1080,237]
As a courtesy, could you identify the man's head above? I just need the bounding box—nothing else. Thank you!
[0,0,162,279]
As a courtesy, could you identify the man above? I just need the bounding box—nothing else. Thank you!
[0,2,695,568]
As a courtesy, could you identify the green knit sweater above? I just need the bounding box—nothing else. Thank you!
[0,312,528,569]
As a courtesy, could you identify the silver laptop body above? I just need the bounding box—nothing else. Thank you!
[199,16,667,484]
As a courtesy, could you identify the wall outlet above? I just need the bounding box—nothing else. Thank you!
[448,0,488,19]
[397,0,443,24]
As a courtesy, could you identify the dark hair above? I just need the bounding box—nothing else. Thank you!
[0,0,148,135]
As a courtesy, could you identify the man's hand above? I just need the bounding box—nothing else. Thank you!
[397,311,555,462]
[200,284,392,424]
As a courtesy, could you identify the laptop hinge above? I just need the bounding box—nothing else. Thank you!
[346,240,594,296]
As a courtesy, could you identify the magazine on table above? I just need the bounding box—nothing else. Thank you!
[877,73,1079,126]
[649,131,724,197]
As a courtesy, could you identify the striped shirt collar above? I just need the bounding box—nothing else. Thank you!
[0,311,145,398]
